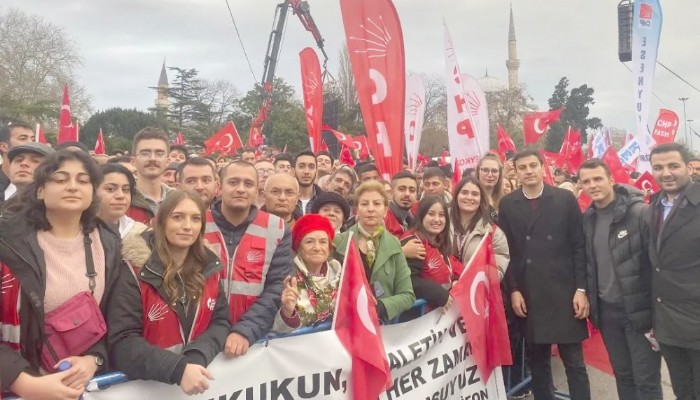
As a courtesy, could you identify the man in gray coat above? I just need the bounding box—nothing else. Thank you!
[579,158,661,400]
[499,148,590,400]
[649,143,700,399]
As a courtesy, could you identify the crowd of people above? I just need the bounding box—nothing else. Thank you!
[0,121,699,400]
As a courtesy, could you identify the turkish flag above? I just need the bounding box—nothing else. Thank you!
[451,233,512,382]
[417,153,431,170]
[333,238,392,399]
[578,192,592,212]
[300,48,324,153]
[330,129,356,149]
[339,145,356,167]
[602,146,632,185]
[523,109,564,145]
[497,124,516,161]
[247,93,270,148]
[175,132,185,145]
[204,122,243,155]
[558,127,583,172]
[540,150,557,185]
[352,135,370,161]
[35,124,46,144]
[634,171,659,202]
[57,84,78,144]
[340,0,405,180]
[438,148,449,166]
[94,129,106,155]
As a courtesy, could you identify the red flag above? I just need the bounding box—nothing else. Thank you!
[300,48,324,152]
[578,192,592,212]
[540,150,556,185]
[523,109,564,145]
[204,122,244,155]
[35,124,46,144]
[602,146,632,185]
[652,109,680,145]
[339,145,356,167]
[94,129,106,155]
[57,84,78,144]
[175,132,185,145]
[497,124,516,161]
[558,127,583,172]
[330,129,356,148]
[340,0,405,180]
[417,153,430,170]
[634,171,659,194]
[438,149,449,166]
[247,84,270,148]
[352,136,370,161]
[450,234,512,381]
[333,238,392,399]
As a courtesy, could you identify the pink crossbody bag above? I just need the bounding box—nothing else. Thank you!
[40,234,107,372]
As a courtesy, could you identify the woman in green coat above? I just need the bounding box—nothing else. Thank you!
[334,180,415,322]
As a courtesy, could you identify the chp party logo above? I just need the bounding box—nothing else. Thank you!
[638,3,653,28]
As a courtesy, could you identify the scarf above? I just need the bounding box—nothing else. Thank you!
[389,202,415,230]
[357,224,383,268]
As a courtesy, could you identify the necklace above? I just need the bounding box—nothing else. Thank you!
[522,185,544,200]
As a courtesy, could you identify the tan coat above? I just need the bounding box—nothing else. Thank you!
[455,217,510,279]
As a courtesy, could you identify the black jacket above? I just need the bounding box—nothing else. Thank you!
[0,169,10,205]
[583,185,652,331]
[108,232,230,385]
[649,182,700,350]
[294,183,324,216]
[211,200,293,344]
[499,185,588,344]
[0,216,122,391]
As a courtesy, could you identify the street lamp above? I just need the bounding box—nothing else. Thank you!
[689,119,695,151]
[679,97,689,145]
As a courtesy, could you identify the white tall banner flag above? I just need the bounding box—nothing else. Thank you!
[404,75,426,171]
[636,133,657,173]
[83,309,506,400]
[444,23,482,175]
[632,0,663,138]
[461,74,490,157]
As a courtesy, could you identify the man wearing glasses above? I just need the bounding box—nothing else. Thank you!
[263,173,301,228]
[127,127,173,225]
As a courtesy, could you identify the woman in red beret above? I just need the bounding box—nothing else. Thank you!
[272,214,342,332]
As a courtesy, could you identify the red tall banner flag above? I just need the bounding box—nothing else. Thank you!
[496,124,516,161]
[57,84,78,144]
[94,129,106,155]
[175,132,185,145]
[204,122,244,155]
[602,146,632,185]
[300,48,324,152]
[558,127,583,172]
[35,124,46,144]
[450,234,512,381]
[333,237,392,399]
[652,109,679,145]
[523,109,564,145]
[340,0,405,180]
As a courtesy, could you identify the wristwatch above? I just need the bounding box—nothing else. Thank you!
[94,354,104,367]
[576,288,586,293]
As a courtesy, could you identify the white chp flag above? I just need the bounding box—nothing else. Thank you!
[444,23,482,174]
[632,0,663,138]
[461,73,490,158]
[404,75,426,171]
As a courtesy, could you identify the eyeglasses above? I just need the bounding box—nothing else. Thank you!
[479,168,499,175]
[136,150,167,159]
[257,168,275,176]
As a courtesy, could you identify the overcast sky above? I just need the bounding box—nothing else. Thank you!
[3,0,699,146]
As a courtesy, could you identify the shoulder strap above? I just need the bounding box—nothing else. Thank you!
[84,232,97,294]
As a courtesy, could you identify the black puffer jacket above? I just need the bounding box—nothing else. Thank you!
[583,185,652,331]
[0,215,122,391]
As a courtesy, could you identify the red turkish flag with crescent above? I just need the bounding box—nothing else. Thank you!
[352,135,370,161]
[634,171,659,204]
[340,0,405,180]
[557,127,583,172]
[333,237,392,399]
[652,109,680,145]
[57,84,78,144]
[523,109,564,145]
[300,48,324,152]
[451,233,512,382]
[94,129,106,155]
[602,146,632,185]
[497,124,516,161]
[204,122,244,155]
[330,128,355,148]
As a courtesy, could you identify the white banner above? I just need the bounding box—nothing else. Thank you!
[631,0,663,138]
[84,308,505,400]
[618,136,641,167]
[444,23,483,173]
[636,133,657,174]
[404,75,426,171]
[461,74,490,158]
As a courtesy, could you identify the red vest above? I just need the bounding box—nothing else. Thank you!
[203,209,285,325]
[384,208,407,237]
[139,269,220,353]
[0,263,21,350]
[400,231,457,287]
[126,206,152,226]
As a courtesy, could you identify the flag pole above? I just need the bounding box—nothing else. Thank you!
[331,231,354,331]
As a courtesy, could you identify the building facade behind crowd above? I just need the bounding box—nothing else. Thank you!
[2,121,699,400]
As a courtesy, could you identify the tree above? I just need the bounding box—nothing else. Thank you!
[80,108,166,153]
[230,77,308,152]
[417,74,448,157]
[485,86,538,148]
[545,77,603,151]
[0,8,91,124]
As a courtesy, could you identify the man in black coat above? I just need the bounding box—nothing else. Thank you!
[648,143,700,399]
[499,148,590,400]
[579,159,662,400]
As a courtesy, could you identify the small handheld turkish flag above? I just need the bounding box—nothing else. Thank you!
[94,129,106,155]
[333,235,392,399]
[174,132,185,145]
[204,122,243,155]
[57,84,78,144]
[497,124,517,161]
[523,109,564,145]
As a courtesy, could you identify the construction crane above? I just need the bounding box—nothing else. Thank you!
[248,0,329,147]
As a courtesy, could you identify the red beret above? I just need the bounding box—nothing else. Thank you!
[292,214,335,252]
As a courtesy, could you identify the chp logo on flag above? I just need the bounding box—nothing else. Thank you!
[638,3,653,28]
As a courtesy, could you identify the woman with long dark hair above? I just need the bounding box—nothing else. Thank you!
[450,176,510,279]
[108,190,230,396]
[400,196,462,311]
[97,163,148,240]
[0,150,122,399]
